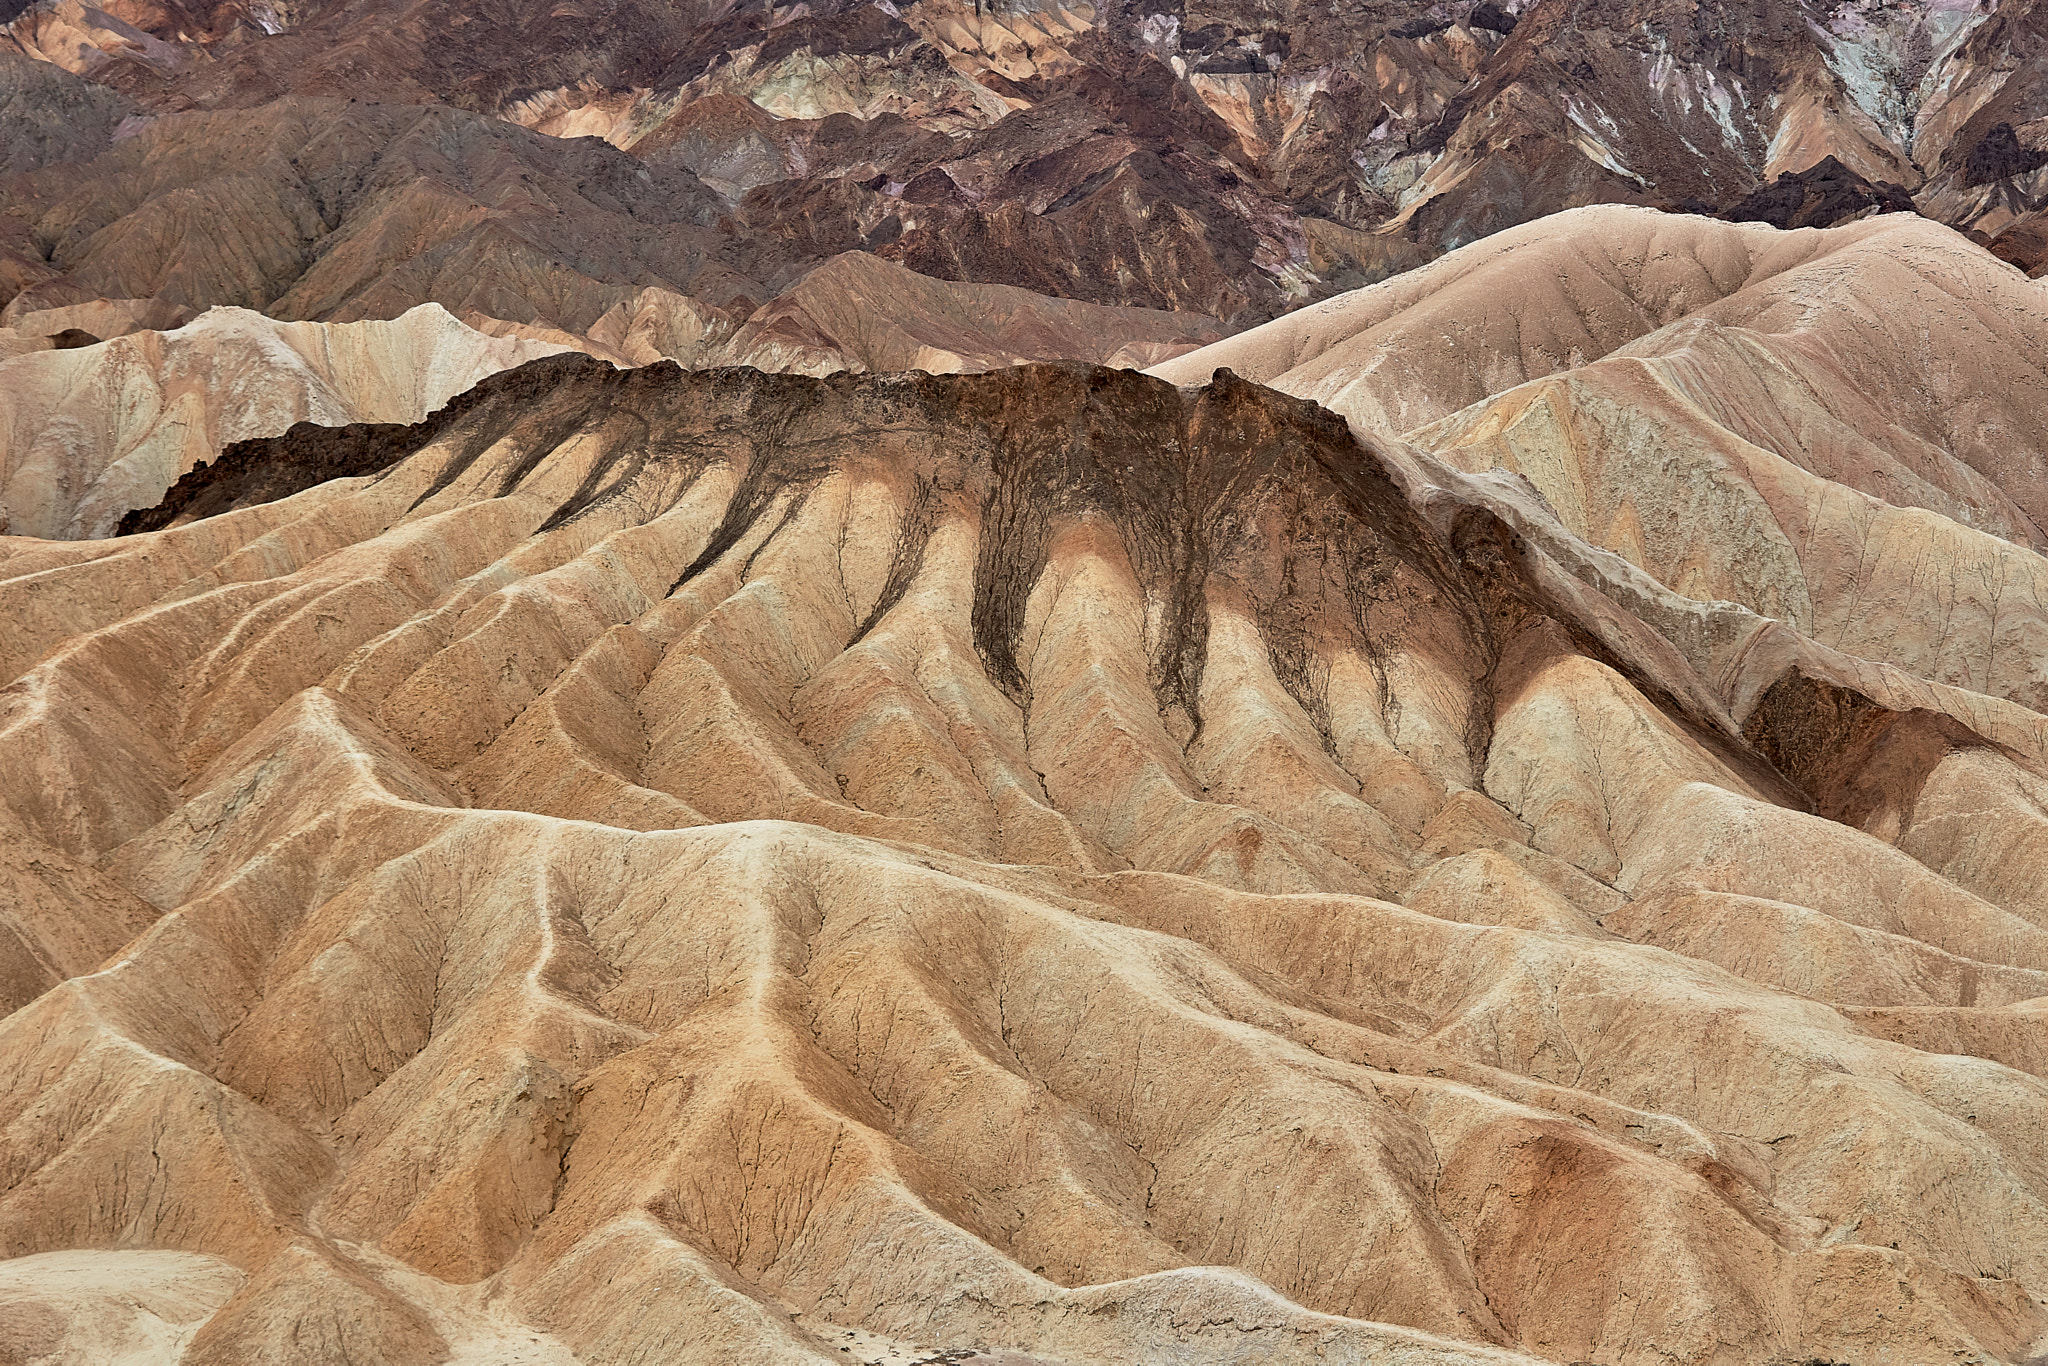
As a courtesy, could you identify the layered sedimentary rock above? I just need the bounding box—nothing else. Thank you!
[563,252,1222,376]
[0,302,569,539]
[15,0,2048,325]
[0,91,1220,541]
[0,264,1216,543]
[0,98,750,331]
[6,221,2048,1360]
[11,0,2048,1346]
[1156,205,2048,711]
[1909,1,2048,269]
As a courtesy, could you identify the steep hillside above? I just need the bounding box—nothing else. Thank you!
[11,0,2048,317]
[1157,206,2048,710]
[0,302,569,539]
[4,327,2048,1362]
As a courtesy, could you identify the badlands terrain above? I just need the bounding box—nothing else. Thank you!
[16,0,2048,338]
[3,205,2048,1364]
[8,0,2048,1361]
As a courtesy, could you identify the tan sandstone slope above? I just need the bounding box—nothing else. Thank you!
[0,302,570,540]
[4,313,2048,1365]
[1155,205,2048,712]
[0,255,1219,544]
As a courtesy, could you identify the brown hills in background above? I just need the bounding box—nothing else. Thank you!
[10,0,2048,1362]
[17,0,2048,339]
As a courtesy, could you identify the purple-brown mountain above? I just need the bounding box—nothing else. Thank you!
[13,0,2048,335]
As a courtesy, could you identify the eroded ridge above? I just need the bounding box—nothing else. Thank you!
[3,359,2048,1366]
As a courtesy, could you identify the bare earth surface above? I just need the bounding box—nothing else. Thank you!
[16,0,2048,332]
[0,259,1217,545]
[12,0,2048,1354]
[6,207,2048,1363]
[1155,205,2048,710]
[0,303,570,540]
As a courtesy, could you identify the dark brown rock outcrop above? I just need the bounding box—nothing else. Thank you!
[1712,155,1918,231]
[114,352,620,535]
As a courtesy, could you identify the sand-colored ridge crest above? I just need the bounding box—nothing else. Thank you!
[4,337,2048,1363]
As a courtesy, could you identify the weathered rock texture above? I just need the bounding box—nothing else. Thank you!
[15,0,2048,322]
[0,235,1215,544]
[0,302,570,539]
[0,49,137,177]
[8,204,2048,1361]
[535,251,1223,378]
[1156,205,2048,713]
